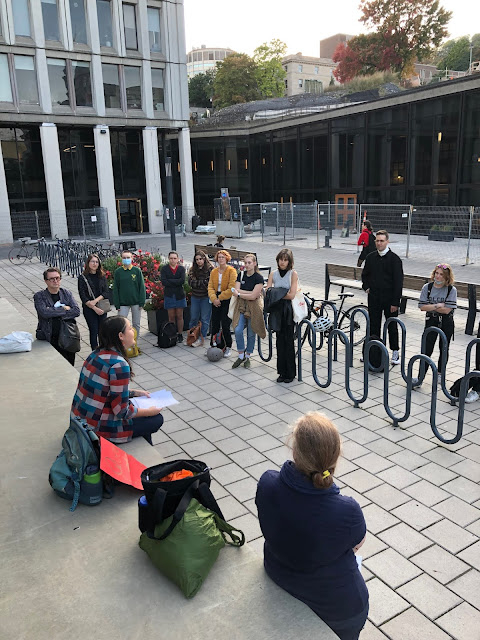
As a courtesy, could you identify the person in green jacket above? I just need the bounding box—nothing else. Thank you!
[113,250,146,336]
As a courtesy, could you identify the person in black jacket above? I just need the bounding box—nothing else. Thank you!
[361,230,403,365]
[160,251,186,343]
[78,254,110,350]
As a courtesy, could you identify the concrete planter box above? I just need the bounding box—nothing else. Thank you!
[147,307,190,336]
[428,232,455,242]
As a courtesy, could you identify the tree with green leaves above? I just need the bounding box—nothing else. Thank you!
[359,0,452,77]
[213,53,260,108]
[253,39,287,98]
[436,34,480,71]
[188,70,215,107]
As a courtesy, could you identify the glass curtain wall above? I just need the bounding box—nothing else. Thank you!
[58,128,99,210]
[459,89,480,205]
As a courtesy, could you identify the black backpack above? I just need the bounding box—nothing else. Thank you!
[363,334,385,372]
[427,281,453,303]
[157,321,177,348]
[367,232,376,252]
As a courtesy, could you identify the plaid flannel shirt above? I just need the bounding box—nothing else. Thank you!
[71,349,138,443]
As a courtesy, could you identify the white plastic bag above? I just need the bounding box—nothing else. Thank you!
[0,331,33,353]
[291,291,308,324]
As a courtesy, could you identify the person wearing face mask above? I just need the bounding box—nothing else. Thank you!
[413,263,457,386]
[113,250,146,338]
[34,268,81,366]
[361,230,403,365]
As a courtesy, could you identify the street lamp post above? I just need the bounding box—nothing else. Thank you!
[165,156,176,251]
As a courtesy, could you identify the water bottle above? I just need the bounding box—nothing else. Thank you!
[80,465,103,506]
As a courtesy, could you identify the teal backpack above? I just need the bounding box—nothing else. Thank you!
[49,416,103,511]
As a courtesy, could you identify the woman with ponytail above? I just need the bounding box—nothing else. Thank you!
[255,412,368,640]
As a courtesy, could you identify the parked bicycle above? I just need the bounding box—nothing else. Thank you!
[9,237,41,265]
[300,291,369,350]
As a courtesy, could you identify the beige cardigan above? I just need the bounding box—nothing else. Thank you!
[231,296,267,339]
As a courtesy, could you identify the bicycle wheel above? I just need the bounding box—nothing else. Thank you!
[31,246,40,262]
[9,246,28,265]
[338,305,368,346]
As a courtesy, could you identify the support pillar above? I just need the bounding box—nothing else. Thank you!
[0,141,13,243]
[40,123,68,238]
[178,127,195,230]
[93,125,119,237]
[143,127,164,234]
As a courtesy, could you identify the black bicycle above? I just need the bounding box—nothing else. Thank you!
[300,292,369,350]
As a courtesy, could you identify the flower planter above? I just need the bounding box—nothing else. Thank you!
[147,307,191,336]
[428,232,455,242]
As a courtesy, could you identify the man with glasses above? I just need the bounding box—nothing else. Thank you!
[34,268,81,366]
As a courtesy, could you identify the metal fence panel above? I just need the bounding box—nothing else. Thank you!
[10,208,109,240]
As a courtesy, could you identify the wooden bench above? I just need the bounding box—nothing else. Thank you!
[195,244,271,276]
[325,263,478,335]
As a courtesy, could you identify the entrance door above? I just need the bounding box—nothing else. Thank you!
[334,194,357,229]
[116,198,143,234]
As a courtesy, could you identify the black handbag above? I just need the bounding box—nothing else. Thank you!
[58,319,81,353]
[139,459,225,540]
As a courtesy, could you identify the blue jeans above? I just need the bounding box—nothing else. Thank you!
[190,296,212,339]
[234,313,256,354]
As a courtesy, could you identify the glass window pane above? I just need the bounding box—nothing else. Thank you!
[124,66,141,109]
[14,56,39,105]
[69,0,88,44]
[151,68,164,111]
[42,0,60,41]
[123,4,137,50]
[47,58,69,106]
[13,0,31,37]
[147,7,161,52]
[97,0,113,48]
[102,63,120,108]
[0,55,13,103]
[72,61,92,107]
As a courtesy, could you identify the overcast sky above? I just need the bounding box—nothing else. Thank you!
[184,0,475,57]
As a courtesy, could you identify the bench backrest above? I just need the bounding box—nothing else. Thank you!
[326,264,363,281]
[403,274,429,291]
[194,245,257,268]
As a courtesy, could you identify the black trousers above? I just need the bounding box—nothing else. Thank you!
[51,339,76,366]
[276,323,296,379]
[210,299,232,348]
[83,305,107,350]
[419,314,454,378]
[367,294,399,350]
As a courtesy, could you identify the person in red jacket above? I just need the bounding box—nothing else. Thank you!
[357,220,375,267]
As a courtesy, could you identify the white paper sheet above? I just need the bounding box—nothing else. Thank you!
[131,389,179,409]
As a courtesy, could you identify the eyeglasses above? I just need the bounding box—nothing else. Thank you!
[46,276,61,281]
[436,264,448,269]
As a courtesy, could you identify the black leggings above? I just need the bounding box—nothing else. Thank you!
[419,314,454,379]
[83,305,107,350]
[210,299,232,348]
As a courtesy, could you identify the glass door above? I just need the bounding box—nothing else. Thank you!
[116,198,143,234]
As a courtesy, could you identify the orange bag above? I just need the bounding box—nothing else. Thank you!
[160,469,194,482]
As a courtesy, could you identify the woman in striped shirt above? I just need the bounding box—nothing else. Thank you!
[71,316,163,444]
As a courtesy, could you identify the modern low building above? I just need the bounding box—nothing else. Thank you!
[282,53,336,96]
[186,45,234,79]
[0,0,194,243]
[189,76,480,212]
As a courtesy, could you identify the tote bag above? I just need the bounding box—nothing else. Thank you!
[291,290,308,324]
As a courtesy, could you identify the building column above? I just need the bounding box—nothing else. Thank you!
[178,127,195,230]
[0,142,13,243]
[93,125,119,237]
[143,127,164,234]
[40,123,68,238]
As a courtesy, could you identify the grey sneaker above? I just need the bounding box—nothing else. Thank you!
[411,377,421,387]
[465,390,479,403]
[232,357,243,369]
[391,350,400,365]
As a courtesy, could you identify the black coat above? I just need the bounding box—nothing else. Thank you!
[265,287,292,332]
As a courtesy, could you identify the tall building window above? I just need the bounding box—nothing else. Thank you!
[124,65,141,109]
[69,0,88,44]
[47,58,69,105]
[298,78,303,88]
[102,63,120,108]
[14,56,39,105]
[151,68,164,111]
[298,64,303,72]
[0,54,13,103]
[147,7,161,52]
[123,4,138,50]
[41,0,60,41]
[97,0,113,48]
[72,61,92,106]
[13,0,32,37]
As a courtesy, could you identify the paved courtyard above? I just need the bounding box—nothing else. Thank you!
[1,233,480,640]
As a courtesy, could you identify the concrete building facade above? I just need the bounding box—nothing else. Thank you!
[282,53,336,96]
[186,45,234,79]
[0,0,194,243]
[319,33,353,59]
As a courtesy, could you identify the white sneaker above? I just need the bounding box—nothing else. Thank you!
[223,348,232,358]
[391,350,400,365]
[411,377,421,387]
[465,390,479,404]
[191,338,203,348]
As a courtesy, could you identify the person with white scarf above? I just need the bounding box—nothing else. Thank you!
[361,230,403,364]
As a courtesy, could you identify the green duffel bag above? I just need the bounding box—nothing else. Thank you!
[139,497,245,598]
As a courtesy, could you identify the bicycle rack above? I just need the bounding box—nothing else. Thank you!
[257,314,273,362]
[347,306,370,366]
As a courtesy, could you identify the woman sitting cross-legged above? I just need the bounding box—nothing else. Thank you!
[71,316,164,444]
[231,254,266,369]
[256,412,368,640]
